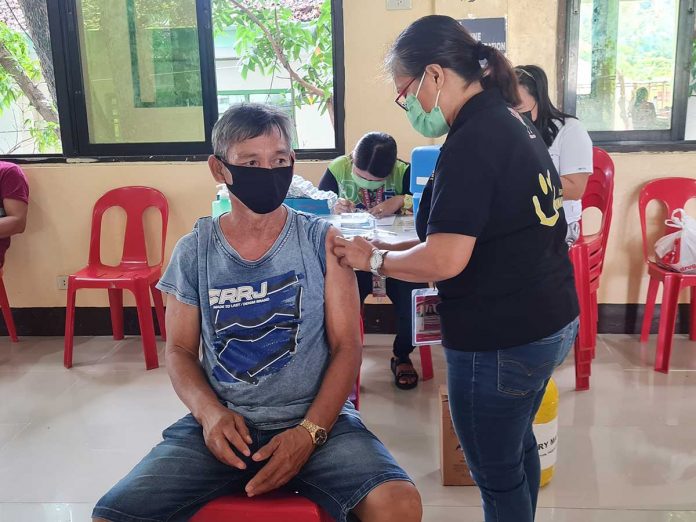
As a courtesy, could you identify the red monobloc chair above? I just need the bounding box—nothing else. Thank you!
[0,269,18,342]
[64,187,168,370]
[569,147,615,390]
[639,177,696,373]
[191,491,333,522]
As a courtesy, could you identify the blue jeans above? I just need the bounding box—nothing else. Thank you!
[93,413,410,522]
[444,318,578,522]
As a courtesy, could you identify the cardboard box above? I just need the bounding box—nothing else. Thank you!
[440,385,476,486]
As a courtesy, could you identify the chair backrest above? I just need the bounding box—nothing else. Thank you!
[638,177,696,262]
[580,147,615,272]
[410,145,441,194]
[88,186,169,268]
[584,148,615,217]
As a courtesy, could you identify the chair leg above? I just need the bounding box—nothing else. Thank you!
[655,276,680,374]
[570,247,592,350]
[64,282,77,369]
[590,291,598,358]
[419,345,434,381]
[574,336,590,391]
[0,276,18,342]
[108,289,124,341]
[151,284,166,341]
[690,287,696,342]
[134,284,159,370]
[641,276,659,343]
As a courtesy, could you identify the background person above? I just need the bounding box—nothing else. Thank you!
[0,161,29,268]
[631,87,657,130]
[515,64,592,246]
[319,131,413,216]
[320,132,427,390]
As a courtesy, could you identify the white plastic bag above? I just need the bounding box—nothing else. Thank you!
[286,175,338,210]
[655,209,696,274]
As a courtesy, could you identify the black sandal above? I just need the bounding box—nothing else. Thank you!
[391,357,419,390]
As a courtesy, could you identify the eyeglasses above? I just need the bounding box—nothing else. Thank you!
[394,77,417,111]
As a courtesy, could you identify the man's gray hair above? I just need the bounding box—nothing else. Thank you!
[212,103,294,159]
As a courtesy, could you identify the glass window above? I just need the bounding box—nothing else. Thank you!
[7,0,344,158]
[212,0,336,150]
[76,0,205,144]
[0,2,61,154]
[574,0,678,132]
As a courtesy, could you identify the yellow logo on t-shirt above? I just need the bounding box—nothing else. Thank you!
[532,170,563,227]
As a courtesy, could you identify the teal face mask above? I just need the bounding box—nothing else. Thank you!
[404,73,450,138]
[351,169,386,190]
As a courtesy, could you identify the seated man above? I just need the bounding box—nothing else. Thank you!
[0,161,29,268]
[93,104,421,522]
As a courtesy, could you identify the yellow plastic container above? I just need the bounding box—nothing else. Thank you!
[533,378,559,487]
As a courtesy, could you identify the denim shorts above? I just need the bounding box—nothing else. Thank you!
[93,413,411,522]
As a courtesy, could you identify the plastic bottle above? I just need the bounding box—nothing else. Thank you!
[533,378,559,487]
[212,184,231,218]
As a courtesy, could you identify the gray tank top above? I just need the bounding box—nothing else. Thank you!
[157,208,356,430]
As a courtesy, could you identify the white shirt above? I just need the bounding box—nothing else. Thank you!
[548,118,593,225]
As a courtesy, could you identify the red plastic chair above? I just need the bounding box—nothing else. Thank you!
[569,147,615,390]
[191,491,333,522]
[639,177,696,373]
[418,345,434,381]
[64,187,168,370]
[0,269,18,342]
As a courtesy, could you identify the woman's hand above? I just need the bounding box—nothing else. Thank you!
[368,196,404,217]
[332,235,374,272]
[333,198,355,214]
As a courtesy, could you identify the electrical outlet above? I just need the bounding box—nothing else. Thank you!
[56,276,68,291]
[386,0,412,10]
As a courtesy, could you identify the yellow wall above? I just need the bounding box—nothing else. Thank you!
[598,152,696,304]
[4,1,695,310]
[5,160,326,308]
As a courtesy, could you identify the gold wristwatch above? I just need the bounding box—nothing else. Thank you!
[299,419,328,446]
[402,194,414,212]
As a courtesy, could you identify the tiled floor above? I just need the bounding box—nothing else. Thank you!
[1,333,696,521]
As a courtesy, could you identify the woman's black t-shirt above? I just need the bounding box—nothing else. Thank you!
[415,89,578,352]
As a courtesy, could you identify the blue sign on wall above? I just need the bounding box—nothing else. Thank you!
[459,17,507,55]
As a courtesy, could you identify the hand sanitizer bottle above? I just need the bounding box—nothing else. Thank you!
[212,184,232,218]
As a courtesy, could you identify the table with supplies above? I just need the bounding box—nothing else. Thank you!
[325,213,419,242]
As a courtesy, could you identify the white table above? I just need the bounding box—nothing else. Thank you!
[324,214,419,243]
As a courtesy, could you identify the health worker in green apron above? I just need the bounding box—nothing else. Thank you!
[319,132,425,389]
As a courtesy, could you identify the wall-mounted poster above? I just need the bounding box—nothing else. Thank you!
[459,17,507,55]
